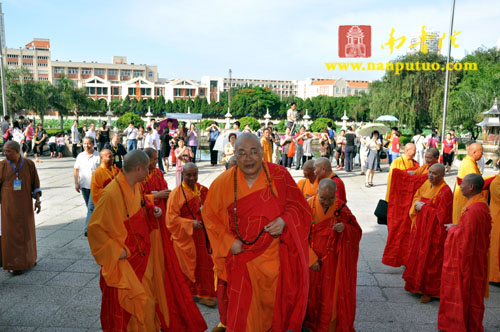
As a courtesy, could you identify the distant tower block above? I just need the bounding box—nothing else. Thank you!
[0,3,6,48]
[345,26,366,57]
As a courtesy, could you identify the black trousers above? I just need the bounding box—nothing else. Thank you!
[344,145,355,171]
[209,141,218,165]
[72,144,79,158]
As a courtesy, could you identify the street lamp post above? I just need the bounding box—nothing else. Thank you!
[440,0,456,141]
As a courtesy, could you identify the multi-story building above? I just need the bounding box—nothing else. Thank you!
[408,28,441,55]
[296,78,369,99]
[3,38,51,81]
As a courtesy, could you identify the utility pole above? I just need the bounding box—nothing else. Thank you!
[228,68,232,108]
[440,0,456,141]
[0,3,7,118]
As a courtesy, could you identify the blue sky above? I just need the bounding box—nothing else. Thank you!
[3,0,499,81]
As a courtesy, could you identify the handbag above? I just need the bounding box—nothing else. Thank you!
[374,199,388,225]
[380,150,387,159]
[287,141,296,158]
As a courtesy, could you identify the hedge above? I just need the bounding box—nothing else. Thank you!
[117,112,145,130]
[311,118,335,133]
[239,116,261,131]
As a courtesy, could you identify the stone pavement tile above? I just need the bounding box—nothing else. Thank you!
[353,322,404,332]
[365,259,405,274]
[36,229,57,239]
[84,274,100,288]
[484,308,500,329]
[386,302,439,324]
[67,287,101,306]
[357,259,370,272]
[357,286,386,302]
[47,245,88,259]
[0,328,36,332]
[32,258,76,272]
[0,303,60,326]
[357,272,377,286]
[65,260,100,273]
[374,273,405,288]
[485,291,500,307]
[489,282,500,293]
[35,328,88,332]
[3,271,58,285]
[402,323,436,332]
[355,302,397,322]
[27,285,81,306]
[45,272,97,287]
[382,287,421,303]
[43,305,100,328]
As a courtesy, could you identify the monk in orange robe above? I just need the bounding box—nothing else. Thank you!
[260,128,273,163]
[166,162,216,306]
[438,174,492,332]
[382,148,438,267]
[488,171,500,282]
[403,164,453,302]
[385,143,419,202]
[304,179,361,332]
[90,149,120,205]
[88,150,206,332]
[297,159,317,199]
[452,142,483,224]
[313,157,346,202]
[202,133,311,332]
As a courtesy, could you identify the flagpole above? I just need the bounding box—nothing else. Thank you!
[440,0,456,141]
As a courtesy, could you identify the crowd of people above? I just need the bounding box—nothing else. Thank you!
[0,110,498,332]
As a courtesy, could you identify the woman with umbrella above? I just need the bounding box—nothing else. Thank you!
[174,137,193,186]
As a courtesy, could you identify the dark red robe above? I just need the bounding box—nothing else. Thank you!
[382,168,427,267]
[438,196,492,332]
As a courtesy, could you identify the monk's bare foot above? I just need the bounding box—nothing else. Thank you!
[420,294,431,303]
[199,298,216,307]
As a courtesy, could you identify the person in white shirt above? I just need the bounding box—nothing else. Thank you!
[144,127,154,149]
[71,120,80,159]
[152,123,165,173]
[287,102,298,133]
[123,121,138,151]
[86,123,97,148]
[74,137,100,236]
[412,129,426,165]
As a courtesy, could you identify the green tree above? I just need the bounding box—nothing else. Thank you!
[231,87,281,118]
[239,116,260,131]
[117,112,145,129]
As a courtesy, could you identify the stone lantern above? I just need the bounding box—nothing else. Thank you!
[264,108,271,127]
[476,97,500,164]
[225,106,232,130]
[341,110,349,130]
[303,109,311,129]
[106,106,113,129]
[145,106,153,125]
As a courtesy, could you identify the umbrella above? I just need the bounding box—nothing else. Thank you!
[358,123,389,137]
[375,115,399,122]
[158,118,179,135]
[214,130,242,152]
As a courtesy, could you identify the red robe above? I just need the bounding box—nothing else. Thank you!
[382,168,426,267]
[304,198,362,332]
[142,168,207,332]
[438,195,492,332]
[202,162,311,332]
[403,181,452,297]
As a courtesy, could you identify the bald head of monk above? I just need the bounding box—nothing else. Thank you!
[3,141,21,162]
[144,147,158,171]
[234,133,263,179]
[425,148,440,166]
[461,173,484,199]
[303,159,316,182]
[225,155,237,170]
[314,157,332,182]
[404,143,416,160]
[428,164,445,186]
[123,149,150,184]
[318,178,337,211]
[467,142,483,161]
[182,162,198,189]
[99,149,114,169]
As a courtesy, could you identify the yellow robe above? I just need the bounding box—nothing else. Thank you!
[452,155,481,224]
[409,180,447,229]
[489,174,500,282]
[261,137,273,163]
[385,156,418,202]
[297,178,318,199]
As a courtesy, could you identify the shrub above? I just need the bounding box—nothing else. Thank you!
[311,118,334,133]
[117,112,145,130]
[276,120,287,132]
[239,116,260,131]
[198,119,223,131]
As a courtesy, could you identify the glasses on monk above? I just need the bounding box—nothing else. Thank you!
[236,150,260,159]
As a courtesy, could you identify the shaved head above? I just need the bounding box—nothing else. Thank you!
[123,149,149,172]
[314,157,332,182]
[467,143,483,161]
[463,173,484,195]
[303,159,315,170]
[99,149,113,168]
[143,148,158,170]
[302,159,316,182]
[4,140,20,152]
[428,164,445,185]
[99,148,112,158]
[235,132,260,151]
[318,178,337,210]
[234,133,263,178]
[143,147,157,159]
[404,143,416,160]
[318,178,337,192]
[182,162,198,188]
[183,162,198,173]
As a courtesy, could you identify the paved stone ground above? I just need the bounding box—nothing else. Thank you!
[0,156,499,332]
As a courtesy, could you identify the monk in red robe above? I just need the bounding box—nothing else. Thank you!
[313,157,346,202]
[297,159,317,199]
[166,162,216,306]
[304,178,362,332]
[382,148,439,267]
[202,133,311,332]
[403,164,453,303]
[90,149,120,205]
[438,174,492,332]
[88,150,206,332]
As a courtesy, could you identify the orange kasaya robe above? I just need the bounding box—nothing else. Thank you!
[453,155,481,225]
[403,180,452,297]
[312,172,346,203]
[413,163,431,175]
[261,137,273,163]
[297,177,318,199]
[202,162,311,332]
[166,181,216,300]
[488,174,500,282]
[385,155,419,202]
[382,168,427,267]
[89,172,206,332]
[90,164,120,205]
[438,194,492,332]
[141,168,208,332]
[304,196,362,332]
